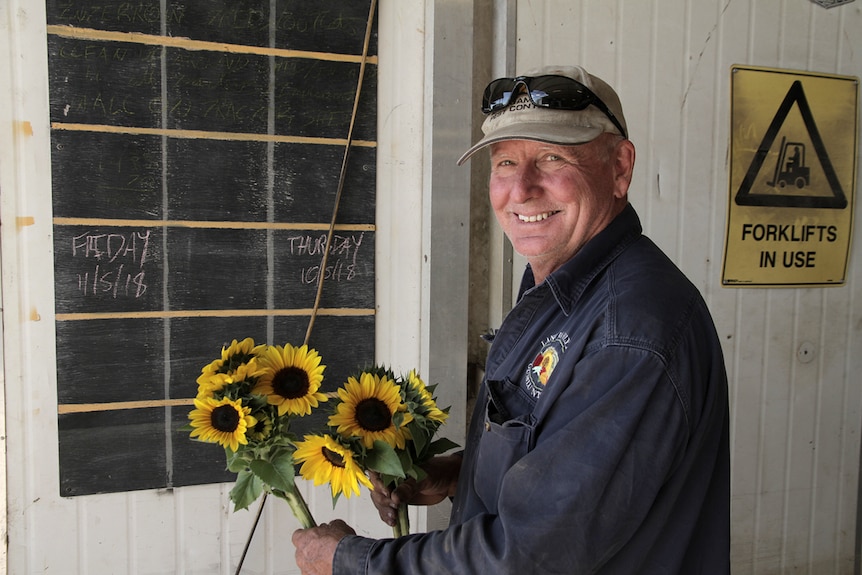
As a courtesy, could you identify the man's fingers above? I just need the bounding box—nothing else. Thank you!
[390,481,416,505]
[368,471,388,493]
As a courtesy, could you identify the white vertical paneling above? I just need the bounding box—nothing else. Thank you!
[374,0,425,376]
[508,1,862,574]
[131,490,178,574]
[677,0,724,291]
[176,485,229,575]
[619,0,663,246]
[782,2,817,69]
[729,288,769,572]
[1,0,74,573]
[81,493,131,573]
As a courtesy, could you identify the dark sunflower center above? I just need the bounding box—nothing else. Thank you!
[273,366,310,399]
[211,405,240,432]
[322,447,346,469]
[355,398,392,432]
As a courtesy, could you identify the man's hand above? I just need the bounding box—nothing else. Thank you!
[369,454,462,527]
[292,520,355,575]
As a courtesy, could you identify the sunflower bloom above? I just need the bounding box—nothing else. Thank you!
[253,344,327,416]
[197,360,264,399]
[407,370,449,424]
[247,412,274,442]
[189,396,257,452]
[329,372,413,449]
[197,337,262,384]
[294,434,373,499]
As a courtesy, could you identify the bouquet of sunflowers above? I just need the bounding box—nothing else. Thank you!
[188,338,328,526]
[295,366,458,536]
[187,338,456,535]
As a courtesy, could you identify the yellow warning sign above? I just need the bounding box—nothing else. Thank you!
[722,65,858,287]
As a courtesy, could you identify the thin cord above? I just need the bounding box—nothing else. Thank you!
[234,2,377,573]
[304,0,377,346]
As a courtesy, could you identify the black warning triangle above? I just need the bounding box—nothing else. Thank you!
[735,80,847,209]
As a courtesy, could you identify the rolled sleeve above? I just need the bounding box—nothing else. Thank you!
[332,535,376,575]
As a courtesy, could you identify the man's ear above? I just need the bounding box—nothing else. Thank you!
[612,139,636,199]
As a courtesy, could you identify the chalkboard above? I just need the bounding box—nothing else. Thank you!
[46,0,378,497]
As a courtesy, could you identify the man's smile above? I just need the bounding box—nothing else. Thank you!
[517,210,560,223]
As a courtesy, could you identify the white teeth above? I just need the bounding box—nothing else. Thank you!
[518,211,554,222]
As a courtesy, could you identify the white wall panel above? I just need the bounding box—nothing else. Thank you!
[0,0,428,573]
[512,1,862,573]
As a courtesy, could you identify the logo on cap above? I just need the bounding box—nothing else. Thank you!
[491,93,538,119]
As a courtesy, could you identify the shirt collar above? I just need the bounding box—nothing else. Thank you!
[519,203,643,315]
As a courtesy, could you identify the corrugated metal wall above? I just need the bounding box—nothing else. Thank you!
[509,1,861,573]
[0,0,860,573]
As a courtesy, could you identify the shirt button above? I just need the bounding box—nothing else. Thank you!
[484,422,491,431]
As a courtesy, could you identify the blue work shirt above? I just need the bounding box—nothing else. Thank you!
[334,203,730,574]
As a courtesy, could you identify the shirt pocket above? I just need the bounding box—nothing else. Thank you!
[473,378,537,513]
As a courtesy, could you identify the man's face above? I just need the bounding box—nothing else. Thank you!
[488,135,633,281]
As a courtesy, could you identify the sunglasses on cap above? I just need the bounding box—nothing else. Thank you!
[481,75,628,139]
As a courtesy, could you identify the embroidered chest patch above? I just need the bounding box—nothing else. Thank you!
[524,331,570,398]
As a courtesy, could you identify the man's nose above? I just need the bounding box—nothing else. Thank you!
[509,164,542,201]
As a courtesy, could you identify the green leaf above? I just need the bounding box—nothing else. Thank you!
[407,420,429,456]
[364,441,406,478]
[397,448,414,471]
[226,449,251,473]
[230,469,263,511]
[249,454,296,493]
[425,437,460,458]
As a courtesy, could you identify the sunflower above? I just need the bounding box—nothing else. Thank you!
[406,370,449,425]
[329,372,413,449]
[188,396,257,452]
[252,344,327,416]
[293,434,373,499]
[197,337,262,384]
[246,411,274,442]
[196,360,263,399]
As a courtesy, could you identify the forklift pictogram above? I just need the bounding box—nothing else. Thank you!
[767,136,810,189]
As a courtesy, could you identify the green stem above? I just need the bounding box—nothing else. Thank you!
[392,502,409,538]
[282,485,317,528]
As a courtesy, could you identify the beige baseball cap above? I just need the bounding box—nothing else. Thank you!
[457,65,627,165]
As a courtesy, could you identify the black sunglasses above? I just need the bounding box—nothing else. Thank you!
[481,74,628,139]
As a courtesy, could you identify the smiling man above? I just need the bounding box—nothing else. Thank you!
[293,65,730,575]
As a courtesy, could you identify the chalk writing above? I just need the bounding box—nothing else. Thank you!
[286,232,365,285]
[70,230,153,298]
[276,9,367,35]
[72,229,152,264]
[77,264,148,297]
[286,232,362,257]
[53,2,163,27]
[204,6,268,32]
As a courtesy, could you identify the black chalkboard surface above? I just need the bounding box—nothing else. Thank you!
[47,0,378,497]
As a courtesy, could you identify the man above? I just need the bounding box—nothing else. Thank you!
[293,65,730,574]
